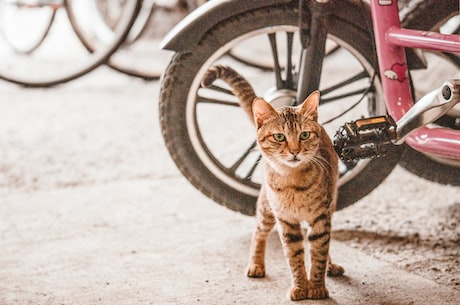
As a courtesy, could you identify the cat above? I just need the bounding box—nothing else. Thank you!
[201,65,344,301]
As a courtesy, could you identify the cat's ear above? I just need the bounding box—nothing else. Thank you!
[253,98,276,129]
[298,90,319,121]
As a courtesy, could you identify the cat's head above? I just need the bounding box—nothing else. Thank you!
[253,91,322,171]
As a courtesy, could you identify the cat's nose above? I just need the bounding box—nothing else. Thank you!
[289,148,300,157]
[289,143,300,156]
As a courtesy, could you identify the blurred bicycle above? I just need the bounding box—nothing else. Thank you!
[76,0,205,80]
[0,0,141,87]
[0,0,211,87]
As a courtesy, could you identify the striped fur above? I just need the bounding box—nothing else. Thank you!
[202,66,344,301]
[201,65,256,124]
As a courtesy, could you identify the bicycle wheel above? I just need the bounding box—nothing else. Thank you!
[0,0,140,87]
[159,3,402,215]
[226,0,408,70]
[0,0,58,55]
[102,1,180,80]
[67,0,193,80]
[400,0,460,185]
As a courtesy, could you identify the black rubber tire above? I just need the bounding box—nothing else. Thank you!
[159,3,402,215]
[399,0,460,186]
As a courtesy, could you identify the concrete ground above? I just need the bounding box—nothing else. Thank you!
[1,50,459,304]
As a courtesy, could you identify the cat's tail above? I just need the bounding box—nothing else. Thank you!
[201,65,256,126]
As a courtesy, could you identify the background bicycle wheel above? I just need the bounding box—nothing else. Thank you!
[0,0,140,87]
[69,0,206,80]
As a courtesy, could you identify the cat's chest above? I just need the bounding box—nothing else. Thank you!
[263,164,330,218]
[265,179,323,217]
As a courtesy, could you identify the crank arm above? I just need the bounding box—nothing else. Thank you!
[394,79,460,144]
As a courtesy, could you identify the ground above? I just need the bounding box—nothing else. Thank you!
[0,4,459,302]
[0,63,458,304]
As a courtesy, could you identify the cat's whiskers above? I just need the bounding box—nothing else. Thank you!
[301,153,331,174]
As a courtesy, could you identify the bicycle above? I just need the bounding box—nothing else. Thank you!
[69,0,196,81]
[0,0,141,87]
[158,0,459,215]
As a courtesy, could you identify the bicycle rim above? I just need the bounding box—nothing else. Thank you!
[0,0,141,87]
[0,1,58,55]
[185,26,384,198]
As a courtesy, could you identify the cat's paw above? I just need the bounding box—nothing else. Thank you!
[327,263,345,276]
[307,285,329,299]
[246,264,265,278]
[289,286,308,301]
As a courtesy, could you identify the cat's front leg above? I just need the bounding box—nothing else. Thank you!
[247,224,272,278]
[307,214,332,299]
[277,218,308,301]
[247,189,275,278]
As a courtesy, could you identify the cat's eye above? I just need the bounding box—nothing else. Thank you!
[299,131,311,140]
[273,133,285,142]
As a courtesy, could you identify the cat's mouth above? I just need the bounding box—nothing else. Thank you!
[287,157,301,164]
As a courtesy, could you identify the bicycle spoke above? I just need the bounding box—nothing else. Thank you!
[321,87,369,104]
[321,72,376,125]
[227,140,262,181]
[198,84,239,107]
[197,96,240,107]
[285,32,294,88]
[325,43,341,56]
[321,70,369,96]
[268,33,283,88]
[244,154,262,180]
[321,90,370,125]
[268,31,295,89]
[229,141,257,173]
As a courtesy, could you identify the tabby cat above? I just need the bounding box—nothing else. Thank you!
[201,65,344,301]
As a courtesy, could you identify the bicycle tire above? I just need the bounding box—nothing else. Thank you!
[0,0,141,87]
[104,0,160,81]
[67,0,161,80]
[159,3,402,215]
[399,0,460,186]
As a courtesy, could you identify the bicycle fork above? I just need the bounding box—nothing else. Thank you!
[296,0,331,103]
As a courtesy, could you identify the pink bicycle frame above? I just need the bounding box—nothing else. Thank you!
[370,0,460,160]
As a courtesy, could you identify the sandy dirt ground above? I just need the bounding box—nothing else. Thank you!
[0,62,459,304]
[0,3,459,302]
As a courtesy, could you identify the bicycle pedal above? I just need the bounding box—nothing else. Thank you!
[333,116,397,162]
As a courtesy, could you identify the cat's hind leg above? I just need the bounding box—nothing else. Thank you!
[247,187,275,278]
[327,255,345,276]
